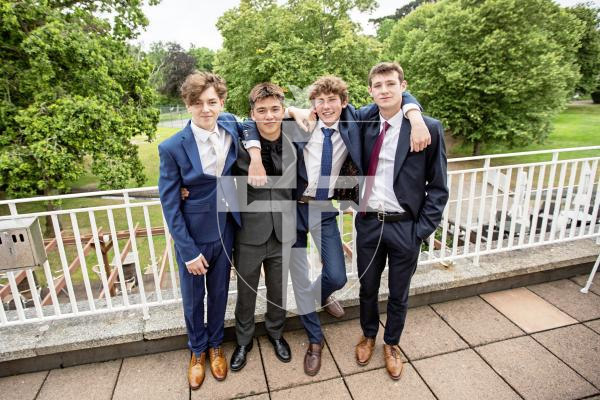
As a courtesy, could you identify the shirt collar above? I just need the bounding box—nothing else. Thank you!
[190,120,220,143]
[316,119,339,133]
[379,109,403,131]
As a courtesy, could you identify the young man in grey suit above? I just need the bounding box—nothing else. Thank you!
[229,83,297,370]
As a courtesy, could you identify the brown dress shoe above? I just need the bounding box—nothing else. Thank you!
[324,296,345,318]
[209,347,228,381]
[188,352,206,390]
[304,342,323,376]
[383,344,404,380]
[355,336,376,366]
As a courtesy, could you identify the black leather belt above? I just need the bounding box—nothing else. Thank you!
[298,195,332,204]
[364,209,411,222]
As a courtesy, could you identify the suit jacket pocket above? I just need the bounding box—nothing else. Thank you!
[182,200,211,214]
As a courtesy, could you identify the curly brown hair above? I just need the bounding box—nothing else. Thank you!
[309,76,349,103]
[180,71,228,105]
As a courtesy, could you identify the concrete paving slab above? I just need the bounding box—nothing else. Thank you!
[572,273,600,296]
[0,322,50,362]
[432,296,524,346]
[112,349,188,400]
[323,317,401,376]
[238,394,270,400]
[36,310,144,355]
[399,306,468,361]
[37,360,120,400]
[533,324,600,388]
[270,377,351,400]
[476,336,598,400]
[585,319,600,334]
[191,339,267,400]
[345,364,435,400]
[0,371,47,400]
[259,329,340,391]
[528,279,600,322]
[414,349,520,400]
[481,287,578,333]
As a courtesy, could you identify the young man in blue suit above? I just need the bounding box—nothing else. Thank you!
[354,62,448,380]
[158,72,263,390]
[244,75,431,376]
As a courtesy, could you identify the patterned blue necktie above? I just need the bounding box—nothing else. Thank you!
[315,127,335,200]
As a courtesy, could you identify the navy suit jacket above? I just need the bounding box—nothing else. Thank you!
[158,113,242,263]
[361,114,448,241]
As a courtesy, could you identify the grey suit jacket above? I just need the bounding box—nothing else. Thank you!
[233,132,297,245]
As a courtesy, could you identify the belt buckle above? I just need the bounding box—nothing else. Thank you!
[377,212,385,222]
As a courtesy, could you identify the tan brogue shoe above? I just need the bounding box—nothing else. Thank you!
[209,346,228,381]
[383,344,404,380]
[355,336,376,366]
[188,352,206,390]
[324,296,345,319]
[304,342,323,376]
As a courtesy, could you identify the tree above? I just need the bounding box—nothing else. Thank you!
[158,43,197,100]
[188,46,216,72]
[566,3,600,99]
[214,0,381,117]
[0,0,159,202]
[371,0,437,40]
[386,0,583,155]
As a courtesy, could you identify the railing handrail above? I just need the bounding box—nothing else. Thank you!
[448,145,600,163]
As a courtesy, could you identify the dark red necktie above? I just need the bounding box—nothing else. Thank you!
[360,121,391,215]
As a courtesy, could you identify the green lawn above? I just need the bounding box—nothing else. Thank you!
[449,103,600,164]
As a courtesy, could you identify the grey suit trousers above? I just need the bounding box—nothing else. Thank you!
[234,231,292,345]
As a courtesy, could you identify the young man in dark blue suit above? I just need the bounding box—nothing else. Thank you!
[158,72,263,390]
[354,62,448,380]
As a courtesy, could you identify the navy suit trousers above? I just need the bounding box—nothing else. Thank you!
[355,214,421,345]
[290,203,347,344]
[177,215,234,356]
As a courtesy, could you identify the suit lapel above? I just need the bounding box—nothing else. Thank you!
[181,123,204,176]
[393,118,411,183]
[218,118,239,174]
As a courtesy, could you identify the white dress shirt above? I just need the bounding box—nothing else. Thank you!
[365,110,406,213]
[190,120,232,177]
[303,120,348,198]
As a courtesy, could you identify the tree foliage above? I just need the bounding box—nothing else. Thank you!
[158,43,197,100]
[146,42,216,104]
[214,0,381,116]
[566,3,600,97]
[386,0,583,155]
[0,0,159,198]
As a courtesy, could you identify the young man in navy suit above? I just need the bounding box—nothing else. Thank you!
[158,72,263,390]
[354,62,448,380]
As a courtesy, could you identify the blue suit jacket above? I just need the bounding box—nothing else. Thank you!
[158,113,242,263]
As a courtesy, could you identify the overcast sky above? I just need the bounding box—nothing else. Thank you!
[135,0,600,51]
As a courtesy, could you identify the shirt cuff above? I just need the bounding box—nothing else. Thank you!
[243,139,261,149]
[185,253,203,266]
[402,103,420,117]
[284,107,291,119]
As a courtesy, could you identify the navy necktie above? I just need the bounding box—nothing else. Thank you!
[315,127,335,200]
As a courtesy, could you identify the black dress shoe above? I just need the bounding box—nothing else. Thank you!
[230,341,253,372]
[268,335,291,363]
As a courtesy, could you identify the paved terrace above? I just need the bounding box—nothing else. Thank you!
[1,272,599,400]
